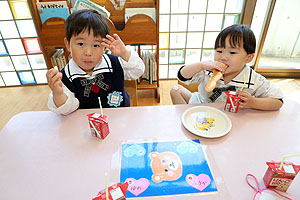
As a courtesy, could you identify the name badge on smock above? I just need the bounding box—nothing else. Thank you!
[107,91,123,107]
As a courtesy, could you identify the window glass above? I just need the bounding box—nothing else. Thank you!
[169,33,186,48]
[4,39,25,55]
[189,0,207,13]
[168,65,182,78]
[188,14,205,31]
[159,50,168,64]
[203,32,219,48]
[159,33,169,49]
[16,20,37,37]
[1,71,20,86]
[0,21,20,39]
[160,0,170,14]
[159,64,168,79]
[169,49,185,64]
[0,1,13,20]
[0,56,14,71]
[170,15,187,32]
[159,15,170,32]
[17,70,36,84]
[22,38,42,54]
[33,69,48,84]
[205,14,223,31]
[225,0,244,13]
[9,0,31,19]
[207,0,225,13]
[28,54,47,69]
[223,14,240,29]
[0,75,5,86]
[11,55,31,70]
[0,40,8,56]
[186,32,203,48]
[201,49,215,61]
[171,0,189,14]
[186,49,201,64]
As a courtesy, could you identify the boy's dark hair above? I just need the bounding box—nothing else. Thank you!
[65,9,110,42]
[214,24,256,54]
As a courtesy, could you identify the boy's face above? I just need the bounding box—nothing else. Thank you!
[64,29,104,74]
[214,36,254,77]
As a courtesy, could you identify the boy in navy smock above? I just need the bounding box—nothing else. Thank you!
[170,24,283,111]
[46,9,145,115]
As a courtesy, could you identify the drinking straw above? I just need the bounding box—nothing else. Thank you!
[279,154,300,170]
[241,73,246,91]
[105,172,108,200]
[98,97,103,116]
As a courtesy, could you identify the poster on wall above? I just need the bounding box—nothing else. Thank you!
[120,140,217,198]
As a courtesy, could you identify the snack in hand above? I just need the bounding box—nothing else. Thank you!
[205,64,228,92]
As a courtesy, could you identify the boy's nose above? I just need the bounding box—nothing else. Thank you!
[220,54,228,61]
[84,47,92,56]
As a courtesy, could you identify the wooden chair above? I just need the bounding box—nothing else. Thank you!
[125,80,138,106]
[178,81,200,93]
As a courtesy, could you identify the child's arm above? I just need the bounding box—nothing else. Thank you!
[237,90,283,111]
[101,34,130,62]
[46,67,67,108]
[180,61,227,79]
[47,68,79,115]
[102,33,145,80]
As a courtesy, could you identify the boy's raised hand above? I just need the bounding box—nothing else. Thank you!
[101,34,131,62]
[201,61,227,74]
[46,67,63,95]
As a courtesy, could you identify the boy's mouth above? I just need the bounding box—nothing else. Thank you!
[83,61,93,64]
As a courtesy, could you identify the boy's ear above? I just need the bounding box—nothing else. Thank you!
[64,37,71,52]
[246,53,255,63]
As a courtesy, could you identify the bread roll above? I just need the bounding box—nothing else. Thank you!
[205,64,228,92]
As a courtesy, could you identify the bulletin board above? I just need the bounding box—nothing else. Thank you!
[120,140,217,198]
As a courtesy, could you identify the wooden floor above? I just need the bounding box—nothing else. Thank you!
[1,79,300,130]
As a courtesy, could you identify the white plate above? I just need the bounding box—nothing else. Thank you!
[182,106,232,138]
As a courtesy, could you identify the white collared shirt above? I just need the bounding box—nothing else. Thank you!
[182,65,284,104]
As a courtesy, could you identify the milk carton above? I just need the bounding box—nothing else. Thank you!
[87,113,110,139]
[263,161,300,192]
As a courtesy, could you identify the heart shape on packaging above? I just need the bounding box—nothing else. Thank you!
[125,178,149,196]
[186,174,211,191]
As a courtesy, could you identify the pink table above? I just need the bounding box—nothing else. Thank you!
[0,100,299,199]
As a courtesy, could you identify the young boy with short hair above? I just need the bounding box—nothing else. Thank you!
[170,24,283,111]
[46,9,145,115]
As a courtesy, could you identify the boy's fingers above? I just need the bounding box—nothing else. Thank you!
[112,33,120,40]
[46,68,57,82]
[48,70,62,88]
[101,42,109,48]
[105,34,114,41]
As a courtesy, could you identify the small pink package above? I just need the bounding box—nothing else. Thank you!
[224,91,241,113]
[87,113,110,139]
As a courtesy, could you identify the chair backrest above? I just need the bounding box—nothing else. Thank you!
[125,80,138,106]
[178,80,200,92]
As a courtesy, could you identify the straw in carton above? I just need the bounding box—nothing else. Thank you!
[98,97,103,116]
[279,154,300,170]
[105,172,108,200]
[240,73,246,91]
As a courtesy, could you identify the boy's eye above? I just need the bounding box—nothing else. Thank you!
[94,44,101,48]
[230,52,237,54]
[77,43,84,46]
[216,50,222,53]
